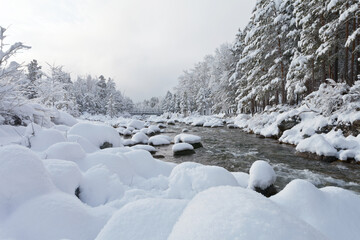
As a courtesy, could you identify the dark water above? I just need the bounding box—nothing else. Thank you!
[155,124,360,193]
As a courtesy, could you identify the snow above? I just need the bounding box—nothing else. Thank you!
[271,179,360,240]
[172,143,194,153]
[96,198,188,240]
[131,132,149,144]
[174,133,201,144]
[231,172,250,188]
[131,144,157,153]
[67,134,98,153]
[168,186,326,240]
[148,135,171,145]
[68,122,122,148]
[248,160,276,190]
[28,126,66,151]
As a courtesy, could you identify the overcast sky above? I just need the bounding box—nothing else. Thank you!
[1,0,255,102]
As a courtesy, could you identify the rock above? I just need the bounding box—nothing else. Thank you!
[315,125,334,134]
[173,143,195,156]
[227,124,239,129]
[173,149,195,156]
[153,155,165,159]
[278,116,301,133]
[100,141,113,149]
[191,142,203,149]
[296,151,338,163]
[254,185,278,198]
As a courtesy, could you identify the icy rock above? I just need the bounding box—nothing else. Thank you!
[148,135,171,146]
[168,186,327,240]
[168,162,238,199]
[95,198,188,240]
[43,159,82,195]
[131,132,149,144]
[69,123,122,149]
[172,143,195,156]
[0,145,55,220]
[45,142,86,162]
[248,160,277,197]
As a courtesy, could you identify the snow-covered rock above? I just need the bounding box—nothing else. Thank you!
[131,132,149,144]
[271,179,360,240]
[148,135,171,146]
[296,134,338,157]
[127,120,145,130]
[172,143,195,156]
[96,198,188,240]
[168,162,238,199]
[248,160,276,190]
[174,133,202,148]
[45,142,86,162]
[168,186,326,240]
[27,124,66,151]
[67,134,98,153]
[51,110,78,126]
[69,123,122,149]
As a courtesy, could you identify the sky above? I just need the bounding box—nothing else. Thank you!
[0,0,255,102]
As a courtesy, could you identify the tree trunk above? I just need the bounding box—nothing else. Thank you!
[334,38,339,82]
[344,3,349,84]
[278,38,286,104]
[350,14,356,85]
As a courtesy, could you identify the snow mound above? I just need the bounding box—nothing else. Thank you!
[0,192,112,240]
[131,132,149,144]
[51,110,78,126]
[43,159,82,195]
[45,142,86,162]
[68,122,122,148]
[0,145,54,220]
[96,198,188,240]
[296,134,338,157]
[172,143,194,152]
[271,179,360,240]
[131,144,157,153]
[168,186,326,240]
[248,160,276,190]
[67,134,98,153]
[127,120,145,130]
[148,135,171,145]
[174,133,201,144]
[231,172,250,188]
[80,165,125,207]
[168,162,238,198]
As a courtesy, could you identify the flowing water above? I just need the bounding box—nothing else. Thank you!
[154,123,360,193]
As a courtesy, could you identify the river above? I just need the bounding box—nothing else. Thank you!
[153,123,360,193]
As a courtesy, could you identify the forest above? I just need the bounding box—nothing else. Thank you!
[163,0,359,115]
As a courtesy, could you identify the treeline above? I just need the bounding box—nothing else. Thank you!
[165,0,359,115]
[0,26,133,122]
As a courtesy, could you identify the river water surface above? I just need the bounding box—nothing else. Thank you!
[154,123,360,193]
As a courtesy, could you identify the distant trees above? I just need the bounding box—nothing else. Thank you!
[165,0,360,115]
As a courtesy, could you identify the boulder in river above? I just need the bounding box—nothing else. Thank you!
[173,143,195,156]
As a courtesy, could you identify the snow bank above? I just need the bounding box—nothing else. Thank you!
[169,186,326,240]
[168,162,238,198]
[69,122,122,148]
[248,160,276,190]
[271,179,360,240]
[67,134,98,153]
[96,198,188,240]
[296,134,338,157]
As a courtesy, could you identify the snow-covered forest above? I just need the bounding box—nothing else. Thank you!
[0,26,134,125]
[163,0,360,115]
